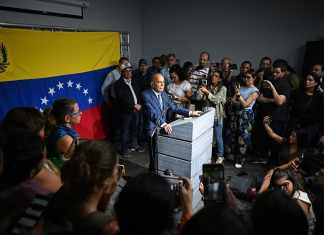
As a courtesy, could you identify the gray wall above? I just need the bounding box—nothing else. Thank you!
[142,0,324,71]
[0,0,143,64]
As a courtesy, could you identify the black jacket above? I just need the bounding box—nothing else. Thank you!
[114,77,141,114]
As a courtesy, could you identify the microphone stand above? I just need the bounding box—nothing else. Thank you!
[151,106,168,175]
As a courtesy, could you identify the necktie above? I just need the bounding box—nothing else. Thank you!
[158,94,163,110]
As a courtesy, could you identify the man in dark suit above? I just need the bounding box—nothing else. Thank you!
[142,73,201,172]
[114,63,141,156]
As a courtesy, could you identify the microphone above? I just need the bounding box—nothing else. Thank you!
[151,106,168,138]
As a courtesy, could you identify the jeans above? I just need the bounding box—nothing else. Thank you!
[214,120,224,157]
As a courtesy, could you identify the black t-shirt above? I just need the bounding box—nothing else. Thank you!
[257,77,275,116]
[271,78,292,122]
[291,91,322,128]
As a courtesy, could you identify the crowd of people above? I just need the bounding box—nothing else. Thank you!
[0,50,323,235]
[102,52,324,170]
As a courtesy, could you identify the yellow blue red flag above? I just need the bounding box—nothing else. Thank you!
[0,28,120,139]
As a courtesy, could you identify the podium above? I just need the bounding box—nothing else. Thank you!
[157,107,215,209]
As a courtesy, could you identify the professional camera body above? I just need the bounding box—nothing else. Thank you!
[161,169,183,209]
[189,67,209,87]
[199,78,208,86]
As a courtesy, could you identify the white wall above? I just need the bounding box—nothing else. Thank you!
[0,0,143,64]
[142,0,324,71]
[1,0,323,70]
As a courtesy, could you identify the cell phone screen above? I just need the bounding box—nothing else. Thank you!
[202,164,225,203]
[203,164,224,183]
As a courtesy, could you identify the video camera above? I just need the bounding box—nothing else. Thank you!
[161,169,183,209]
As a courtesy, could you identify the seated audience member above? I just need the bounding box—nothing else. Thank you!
[45,141,119,235]
[197,70,227,163]
[0,107,62,235]
[181,205,248,235]
[290,72,322,147]
[263,114,324,177]
[161,53,178,87]
[258,169,316,234]
[263,116,301,163]
[0,107,61,192]
[115,173,193,235]
[46,98,81,168]
[167,64,192,108]
[101,57,129,102]
[252,189,309,235]
[224,71,259,168]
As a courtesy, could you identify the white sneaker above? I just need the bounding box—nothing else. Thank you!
[235,163,242,169]
[216,157,224,164]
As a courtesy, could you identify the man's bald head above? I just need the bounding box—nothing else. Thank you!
[151,73,165,93]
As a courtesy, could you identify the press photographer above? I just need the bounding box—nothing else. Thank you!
[196,70,227,164]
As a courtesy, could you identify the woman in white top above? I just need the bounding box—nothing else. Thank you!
[167,64,192,108]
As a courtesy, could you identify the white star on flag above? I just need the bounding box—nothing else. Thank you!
[67,80,74,88]
[83,89,88,95]
[48,88,55,96]
[57,82,64,90]
[88,97,93,104]
[76,83,82,90]
[41,96,49,105]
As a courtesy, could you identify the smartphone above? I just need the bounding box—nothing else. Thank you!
[229,64,238,70]
[202,164,225,203]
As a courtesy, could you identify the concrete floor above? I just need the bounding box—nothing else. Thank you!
[119,147,265,180]
[117,147,266,213]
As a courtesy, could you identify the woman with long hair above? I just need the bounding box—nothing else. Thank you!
[224,71,259,168]
[45,140,120,235]
[197,70,227,163]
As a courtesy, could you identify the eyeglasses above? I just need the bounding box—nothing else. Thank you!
[69,111,81,117]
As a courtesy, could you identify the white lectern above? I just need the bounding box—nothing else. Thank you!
[157,107,215,209]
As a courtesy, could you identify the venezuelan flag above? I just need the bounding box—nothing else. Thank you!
[0,28,120,139]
